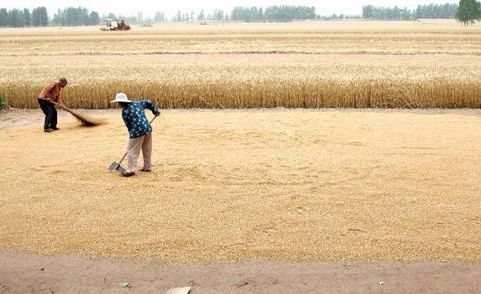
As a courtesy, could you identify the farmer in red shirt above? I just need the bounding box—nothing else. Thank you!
[38,78,68,132]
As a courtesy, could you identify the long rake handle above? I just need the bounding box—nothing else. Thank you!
[52,101,71,112]
[52,101,84,120]
[117,115,159,166]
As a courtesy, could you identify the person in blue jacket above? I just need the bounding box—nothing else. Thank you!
[111,92,160,177]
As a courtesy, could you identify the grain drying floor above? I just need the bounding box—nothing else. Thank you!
[1,109,481,263]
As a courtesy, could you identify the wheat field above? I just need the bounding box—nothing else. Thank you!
[1,20,481,108]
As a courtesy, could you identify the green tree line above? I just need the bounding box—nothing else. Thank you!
[362,3,458,20]
[52,7,100,26]
[0,6,100,27]
[1,2,480,27]
[231,6,316,22]
[0,7,48,27]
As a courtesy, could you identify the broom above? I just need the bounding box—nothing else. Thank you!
[52,102,104,127]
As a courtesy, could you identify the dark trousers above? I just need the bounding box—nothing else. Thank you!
[38,99,57,130]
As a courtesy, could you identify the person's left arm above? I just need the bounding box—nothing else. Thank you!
[142,100,160,116]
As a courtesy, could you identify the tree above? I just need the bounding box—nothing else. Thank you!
[212,9,224,21]
[232,5,316,22]
[197,9,205,22]
[32,6,48,26]
[362,5,375,19]
[456,0,481,25]
[52,7,100,26]
[65,7,80,26]
[8,9,26,27]
[362,3,457,20]
[154,11,165,23]
[23,8,30,26]
[89,11,100,25]
[0,8,7,27]
[52,9,64,26]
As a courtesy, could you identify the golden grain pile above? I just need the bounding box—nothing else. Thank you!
[1,20,481,109]
[1,109,481,262]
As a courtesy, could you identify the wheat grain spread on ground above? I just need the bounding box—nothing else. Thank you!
[0,109,481,263]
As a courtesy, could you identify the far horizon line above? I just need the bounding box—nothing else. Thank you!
[0,2,460,19]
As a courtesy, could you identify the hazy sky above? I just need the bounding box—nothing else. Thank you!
[0,0,459,17]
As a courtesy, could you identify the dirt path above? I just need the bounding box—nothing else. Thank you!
[1,252,481,294]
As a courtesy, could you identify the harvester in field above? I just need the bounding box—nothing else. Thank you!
[100,18,131,31]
